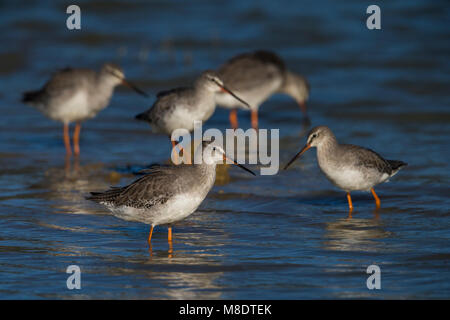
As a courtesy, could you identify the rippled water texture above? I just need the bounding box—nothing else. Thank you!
[0,0,449,299]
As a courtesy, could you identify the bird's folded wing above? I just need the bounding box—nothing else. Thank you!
[218,51,285,91]
[43,69,95,97]
[344,144,393,174]
[88,167,181,209]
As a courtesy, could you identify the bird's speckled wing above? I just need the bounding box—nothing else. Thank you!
[218,50,286,91]
[87,165,187,209]
[341,144,394,175]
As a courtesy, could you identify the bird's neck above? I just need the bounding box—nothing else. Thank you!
[194,84,215,101]
[192,86,217,118]
[194,162,217,185]
[278,71,294,94]
[316,137,339,160]
[193,152,218,169]
[96,73,118,95]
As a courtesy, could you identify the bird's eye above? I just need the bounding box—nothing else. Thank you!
[312,134,317,139]
[213,147,216,151]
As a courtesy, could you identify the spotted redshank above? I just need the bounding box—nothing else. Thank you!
[22,63,148,157]
[284,126,407,211]
[135,70,250,151]
[216,50,310,129]
[87,140,255,246]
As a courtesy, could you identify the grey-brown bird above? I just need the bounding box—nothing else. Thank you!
[87,140,255,246]
[22,63,148,157]
[216,50,310,129]
[284,126,407,211]
[135,70,250,152]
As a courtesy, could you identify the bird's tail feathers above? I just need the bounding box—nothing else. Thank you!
[22,90,42,103]
[135,112,150,122]
[86,188,123,203]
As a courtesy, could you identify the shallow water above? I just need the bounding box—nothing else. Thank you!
[0,0,449,299]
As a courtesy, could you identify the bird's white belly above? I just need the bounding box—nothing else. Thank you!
[48,91,90,123]
[164,104,214,134]
[153,193,204,226]
[216,91,249,109]
[320,165,375,192]
[106,193,204,226]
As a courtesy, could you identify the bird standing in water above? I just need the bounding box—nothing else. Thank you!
[284,126,407,211]
[22,63,148,157]
[135,70,250,154]
[87,140,255,247]
[216,50,310,130]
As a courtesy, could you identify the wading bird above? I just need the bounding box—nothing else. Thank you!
[135,70,250,152]
[22,63,148,157]
[87,140,255,247]
[216,50,310,129]
[284,126,407,211]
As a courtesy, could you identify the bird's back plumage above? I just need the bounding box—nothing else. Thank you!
[22,67,115,123]
[136,85,215,134]
[87,165,178,209]
[216,50,286,109]
[218,50,285,92]
[339,145,407,177]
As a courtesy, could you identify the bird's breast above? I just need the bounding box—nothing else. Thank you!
[317,150,375,191]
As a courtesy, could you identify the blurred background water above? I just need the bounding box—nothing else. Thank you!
[0,0,449,299]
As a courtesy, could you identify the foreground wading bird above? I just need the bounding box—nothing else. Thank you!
[22,63,148,157]
[87,140,255,246]
[135,70,250,151]
[216,50,310,130]
[284,126,407,211]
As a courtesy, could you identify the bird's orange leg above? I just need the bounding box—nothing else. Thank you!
[298,101,307,115]
[168,226,173,242]
[73,122,81,157]
[347,192,353,212]
[251,109,258,130]
[64,155,71,172]
[371,188,381,209]
[299,101,311,126]
[229,109,238,130]
[171,140,180,164]
[168,227,173,257]
[63,123,72,157]
[147,225,154,246]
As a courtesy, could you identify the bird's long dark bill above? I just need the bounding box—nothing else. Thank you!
[122,79,149,97]
[284,144,311,170]
[223,154,256,176]
[220,86,251,109]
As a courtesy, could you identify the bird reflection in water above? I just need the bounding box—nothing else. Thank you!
[322,213,392,253]
[32,159,127,215]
